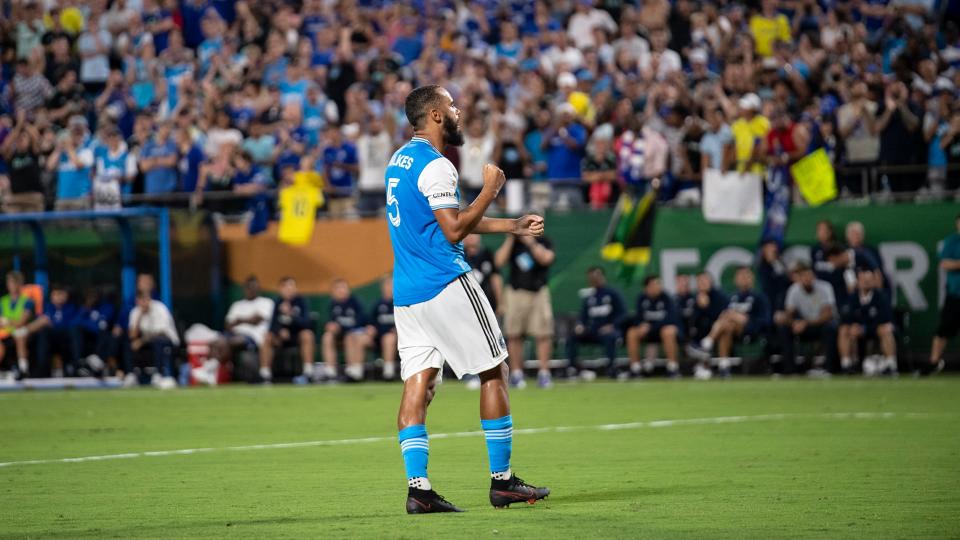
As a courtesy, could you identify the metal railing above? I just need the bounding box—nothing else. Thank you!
[5,163,958,217]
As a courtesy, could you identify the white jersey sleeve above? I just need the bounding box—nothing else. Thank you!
[417,157,460,210]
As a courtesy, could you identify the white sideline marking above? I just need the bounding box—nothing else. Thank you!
[0,412,923,469]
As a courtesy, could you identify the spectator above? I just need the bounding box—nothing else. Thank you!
[780,263,837,376]
[356,115,393,215]
[45,70,87,128]
[93,126,138,210]
[749,0,792,58]
[127,290,179,389]
[459,115,497,203]
[874,81,922,192]
[542,103,586,207]
[567,267,625,380]
[198,276,275,386]
[47,115,94,211]
[0,110,45,213]
[321,279,365,383]
[495,233,556,389]
[366,276,397,381]
[76,17,112,95]
[728,93,770,175]
[687,266,770,372]
[845,269,897,376]
[320,124,359,218]
[837,82,879,194]
[581,127,618,209]
[929,214,960,374]
[34,284,80,378]
[567,0,617,50]
[625,275,682,379]
[263,276,316,384]
[139,120,179,195]
[12,58,53,116]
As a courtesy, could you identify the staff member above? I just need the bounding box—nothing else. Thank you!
[930,214,960,373]
[495,233,556,389]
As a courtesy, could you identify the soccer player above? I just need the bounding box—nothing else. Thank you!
[322,279,368,382]
[261,277,316,383]
[387,85,549,513]
[567,266,625,379]
[625,275,681,379]
[366,276,398,381]
[687,266,770,373]
[845,269,896,376]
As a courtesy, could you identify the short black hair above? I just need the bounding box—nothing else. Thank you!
[643,274,660,287]
[825,243,847,258]
[587,266,605,276]
[405,85,444,129]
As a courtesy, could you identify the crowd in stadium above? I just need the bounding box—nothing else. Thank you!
[0,0,959,215]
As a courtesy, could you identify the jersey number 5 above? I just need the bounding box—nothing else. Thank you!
[387,177,401,227]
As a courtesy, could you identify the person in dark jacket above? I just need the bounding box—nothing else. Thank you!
[674,275,696,341]
[692,272,727,343]
[76,287,116,376]
[366,276,397,381]
[626,275,682,378]
[322,278,367,382]
[687,267,770,375]
[262,276,315,384]
[844,269,897,376]
[567,267,625,379]
[35,284,80,377]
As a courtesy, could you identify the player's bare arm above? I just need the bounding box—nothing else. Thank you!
[433,163,544,242]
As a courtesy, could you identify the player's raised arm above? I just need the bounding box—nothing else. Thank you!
[434,164,545,241]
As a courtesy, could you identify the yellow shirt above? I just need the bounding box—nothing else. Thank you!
[749,14,791,57]
[278,173,323,245]
[731,115,771,175]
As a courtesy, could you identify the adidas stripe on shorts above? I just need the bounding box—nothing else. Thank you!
[395,272,508,381]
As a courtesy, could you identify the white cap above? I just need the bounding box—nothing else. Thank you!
[557,72,577,88]
[738,93,762,111]
[689,49,708,65]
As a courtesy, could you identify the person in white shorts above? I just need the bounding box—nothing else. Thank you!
[386,85,550,514]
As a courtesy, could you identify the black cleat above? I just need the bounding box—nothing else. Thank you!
[489,474,550,508]
[406,487,465,514]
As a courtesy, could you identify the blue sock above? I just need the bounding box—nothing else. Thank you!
[398,425,429,487]
[481,415,512,475]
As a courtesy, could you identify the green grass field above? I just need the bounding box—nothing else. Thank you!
[2,377,959,539]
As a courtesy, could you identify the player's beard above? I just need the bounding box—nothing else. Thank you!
[442,114,464,147]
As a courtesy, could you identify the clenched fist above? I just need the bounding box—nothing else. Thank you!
[482,163,506,195]
[512,214,545,237]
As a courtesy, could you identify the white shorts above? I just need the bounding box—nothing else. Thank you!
[396,273,508,381]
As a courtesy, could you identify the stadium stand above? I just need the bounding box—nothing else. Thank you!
[0,0,959,386]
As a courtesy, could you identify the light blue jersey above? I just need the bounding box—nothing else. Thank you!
[386,137,470,306]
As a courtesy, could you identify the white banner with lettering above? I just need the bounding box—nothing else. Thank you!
[701,169,763,225]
